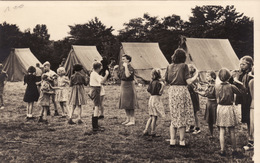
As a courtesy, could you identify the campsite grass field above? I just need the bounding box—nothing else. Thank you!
[0,82,254,162]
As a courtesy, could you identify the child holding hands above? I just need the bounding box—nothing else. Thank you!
[56,67,70,118]
[68,64,89,125]
[143,68,165,137]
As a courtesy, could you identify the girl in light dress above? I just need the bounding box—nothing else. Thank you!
[56,67,70,118]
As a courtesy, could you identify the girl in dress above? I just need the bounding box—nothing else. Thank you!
[23,66,40,120]
[68,64,89,125]
[56,67,70,118]
[197,71,217,138]
[215,68,244,157]
[143,69,165,137]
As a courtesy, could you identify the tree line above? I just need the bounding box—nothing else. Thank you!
[0,5,253,71]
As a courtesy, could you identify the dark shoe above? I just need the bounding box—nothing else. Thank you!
[219,151,226,157]
[77,119,83,125]
[38,116,44,123]
[142,131,149,136]
[25,117,30,122]
[93,127,105,132]
[98,115,104,119]
[54,111,59,116]
[151,133,161,138]
[68,119,76,125]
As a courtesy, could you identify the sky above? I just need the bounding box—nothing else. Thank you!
[0,1,259,41]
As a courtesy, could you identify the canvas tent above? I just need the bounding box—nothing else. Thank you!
[3,48,42,81]
[119,42,169,82]
[64,45,102,77]
[180,37,240,81]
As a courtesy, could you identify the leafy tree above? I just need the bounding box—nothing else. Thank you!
[68,17,119,60]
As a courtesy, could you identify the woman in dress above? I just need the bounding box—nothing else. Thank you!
[118,54,138,126]
[165,48,198,147]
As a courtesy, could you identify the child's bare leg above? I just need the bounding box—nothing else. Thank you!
[170,124,177,145]
[78,105,82,119]
[69,105,76,119]
[143,116,152,134]
[60,102,65,115]
[99,96,104,116]
[219,127,225,152]
[151,116,158,134]
[63,102,67,115]
[30,102,34,116]
[43,106,48,120]
[94,106,99,117]
[26,102,30,117]
[52,95,58,112]
[229,127,237,151]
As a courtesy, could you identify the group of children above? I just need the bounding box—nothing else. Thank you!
[142,56,254,158]
[0,54,254,158]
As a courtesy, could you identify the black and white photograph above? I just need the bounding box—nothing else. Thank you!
[0,0,258,162]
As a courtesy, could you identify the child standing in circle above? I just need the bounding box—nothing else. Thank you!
[187,64,201,134]
[23,66,40,120]
[89,61,109,132]
[197,71,217,138]
[215,68,244,157]
[68,64,89,125]
[56,67,70,118]
[0,64,8,109]
[38,74,55,124]
[143,68,165,137]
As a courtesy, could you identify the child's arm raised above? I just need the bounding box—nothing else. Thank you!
[101,70,109,84]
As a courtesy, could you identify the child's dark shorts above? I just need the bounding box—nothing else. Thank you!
[88,86,101,106]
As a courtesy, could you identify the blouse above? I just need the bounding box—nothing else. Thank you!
[147,80,162,96]
[165,63,190,85]
[119,64,134,81]
[70,72,88,86]
[215,82,243,105]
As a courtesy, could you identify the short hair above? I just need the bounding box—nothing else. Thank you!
[218,68,231,82]
[122,54,132,62]
[28,66,36,73]
[41,74,48,80]
[93,61,102,70]
[43,61,50,67]
[209,71,216,80]
[240,56,253,68]
[57,67,66,75]
[73,64,83,72]
[151,68,161,80]
[171,48,186,64]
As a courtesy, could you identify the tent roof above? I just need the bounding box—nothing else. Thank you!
[120,42,169,81]
[121,42,169,70]
[71,45,102,70]
[14,48,42,68]
[184,38,239,71]
[3,48,42,81]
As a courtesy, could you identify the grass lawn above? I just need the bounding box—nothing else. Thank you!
[0,82,254,162]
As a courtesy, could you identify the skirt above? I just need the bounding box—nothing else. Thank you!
[55,87,69,102]
[204,99,217,124]
[169,85,195,128]
[23,84,40,102]
[148,95,165,118]
[119,81,138,110]
[69,85,86,106]
[38,92,50,107]
[216,104,237,127]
